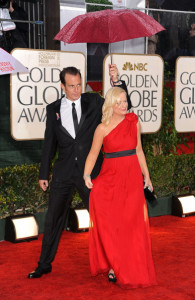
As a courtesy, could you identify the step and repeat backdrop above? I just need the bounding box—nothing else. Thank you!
[10,49,86,140]
[10,50,194,141]
[175,57,195,133]
[103,54,164,134]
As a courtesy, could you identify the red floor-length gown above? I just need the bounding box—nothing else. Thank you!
[89,113,157,289]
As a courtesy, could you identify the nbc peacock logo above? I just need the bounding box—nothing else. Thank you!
[122,62,148,71]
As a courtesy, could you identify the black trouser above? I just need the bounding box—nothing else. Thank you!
[38,164,90,270]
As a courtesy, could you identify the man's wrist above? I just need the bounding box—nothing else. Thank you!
[113,80,122,85]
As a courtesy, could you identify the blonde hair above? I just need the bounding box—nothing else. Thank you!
[102,87,127,125]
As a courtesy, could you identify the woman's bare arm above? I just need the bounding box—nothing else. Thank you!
[84,124,105,188]
[136,121,153,191]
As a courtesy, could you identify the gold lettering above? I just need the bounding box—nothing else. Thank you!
[122,62,148,71]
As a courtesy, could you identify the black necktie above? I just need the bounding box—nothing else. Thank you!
[72,102,79,135]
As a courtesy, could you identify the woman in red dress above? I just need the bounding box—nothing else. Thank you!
[84,87,157,289]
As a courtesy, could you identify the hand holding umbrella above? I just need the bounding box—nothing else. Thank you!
[109,64,120,85]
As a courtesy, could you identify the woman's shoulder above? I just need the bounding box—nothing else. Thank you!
[96,122,106,129]
[95,123,107,135]
[126,112,138,123]
[96,122,112,138]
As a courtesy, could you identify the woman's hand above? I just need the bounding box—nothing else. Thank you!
[84,175,93,189]
[144,177,153,192]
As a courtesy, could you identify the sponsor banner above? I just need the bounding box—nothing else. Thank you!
[103,54,164,133]
[10,49,86,140]
[175,57,195,132]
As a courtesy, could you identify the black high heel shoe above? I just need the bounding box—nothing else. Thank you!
[108,272,117,283]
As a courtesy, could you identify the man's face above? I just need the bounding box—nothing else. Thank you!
[61,73,82,101]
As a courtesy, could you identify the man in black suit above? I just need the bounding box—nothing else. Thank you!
[28,64,130,278]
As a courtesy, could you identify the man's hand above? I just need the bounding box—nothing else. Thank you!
[39,180,48,191]
[109,64,119,83]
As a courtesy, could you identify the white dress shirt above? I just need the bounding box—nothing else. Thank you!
[60,96,81,139]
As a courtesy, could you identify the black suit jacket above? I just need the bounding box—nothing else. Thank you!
[39,81,130,182]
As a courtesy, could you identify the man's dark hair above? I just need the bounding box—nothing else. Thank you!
[60,67,81,85]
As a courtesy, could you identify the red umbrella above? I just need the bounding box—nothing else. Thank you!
[54,9,165,44]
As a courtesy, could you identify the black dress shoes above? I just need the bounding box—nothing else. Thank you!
[27,267,51,278]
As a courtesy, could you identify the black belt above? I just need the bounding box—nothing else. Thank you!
[104,149,136,158]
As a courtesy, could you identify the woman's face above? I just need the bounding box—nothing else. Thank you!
[113,92,128,116]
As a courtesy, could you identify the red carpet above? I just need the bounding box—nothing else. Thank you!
[0,215,195,300]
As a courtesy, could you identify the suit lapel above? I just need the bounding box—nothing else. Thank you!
[77,95,88,134]
[55,97,72,138]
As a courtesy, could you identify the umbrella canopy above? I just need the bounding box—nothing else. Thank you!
[54,9,165,44]
[0,48,29,75]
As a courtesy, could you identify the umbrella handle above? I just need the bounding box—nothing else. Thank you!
[109,44,114,87]
[109,43,113,64]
